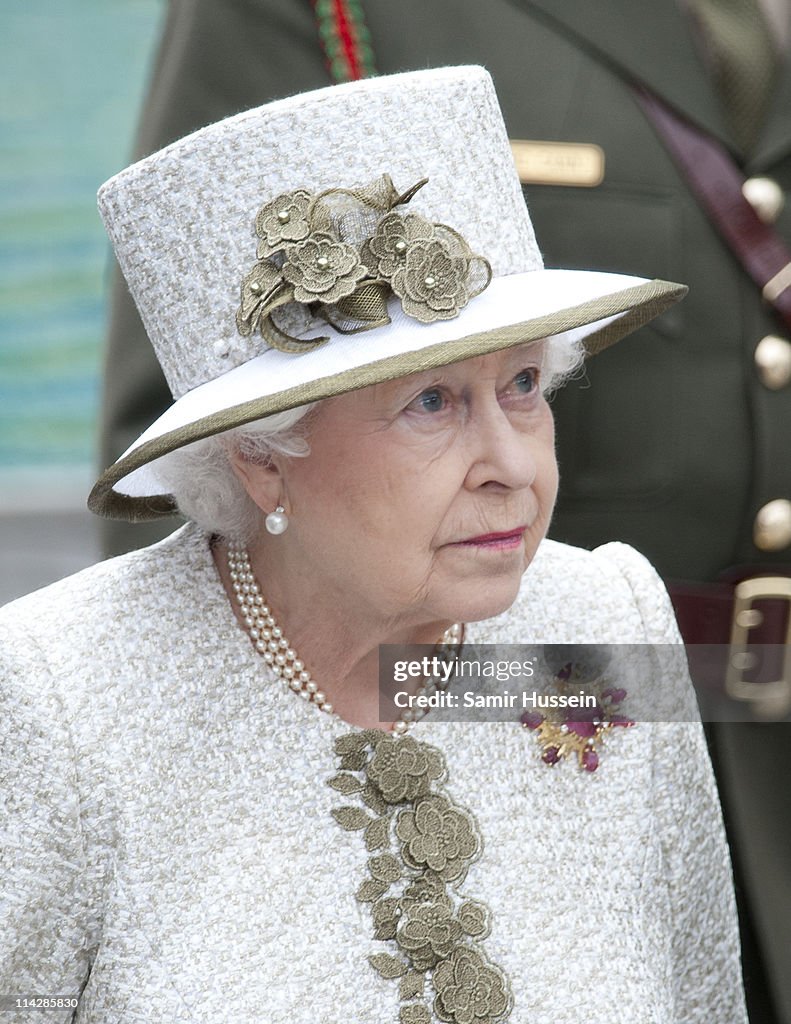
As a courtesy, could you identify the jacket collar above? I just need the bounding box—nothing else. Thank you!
[514,0,791,163]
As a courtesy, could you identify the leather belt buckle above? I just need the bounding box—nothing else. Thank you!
[726,576,791,719]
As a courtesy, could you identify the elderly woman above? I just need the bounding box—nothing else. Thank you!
[1,67,745,1023]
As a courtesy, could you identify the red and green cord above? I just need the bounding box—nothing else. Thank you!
[312,0,378,83]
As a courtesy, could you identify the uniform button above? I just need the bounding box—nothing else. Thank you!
[754,334,791,389]
[754,499,791,551]
[742,177,785,224]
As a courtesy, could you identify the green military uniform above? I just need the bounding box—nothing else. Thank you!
[99,2,791,1020]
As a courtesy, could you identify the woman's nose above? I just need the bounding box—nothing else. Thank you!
[463,403,542,492]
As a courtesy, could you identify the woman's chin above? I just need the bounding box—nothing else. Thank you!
[440,574,525,625]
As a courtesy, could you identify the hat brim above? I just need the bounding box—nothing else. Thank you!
[90,269,686,521]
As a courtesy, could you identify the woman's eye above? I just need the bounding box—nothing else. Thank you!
[409,388,446,414]
[513,368,539,394]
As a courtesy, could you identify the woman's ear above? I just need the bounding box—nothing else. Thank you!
[227,442,284,515]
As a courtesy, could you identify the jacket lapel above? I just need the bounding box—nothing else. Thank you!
[751,54,791,169]
[511,0,733,145]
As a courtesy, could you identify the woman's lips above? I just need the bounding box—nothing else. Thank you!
[450,527,526,550]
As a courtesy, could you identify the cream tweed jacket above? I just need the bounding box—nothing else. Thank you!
[0,524,747,1024]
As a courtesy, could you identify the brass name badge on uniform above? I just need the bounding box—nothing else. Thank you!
[510,140,605,187]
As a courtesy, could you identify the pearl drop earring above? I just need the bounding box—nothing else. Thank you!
[265,505,289,535]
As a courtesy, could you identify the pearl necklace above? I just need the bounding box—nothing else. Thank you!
[227,542,463,733]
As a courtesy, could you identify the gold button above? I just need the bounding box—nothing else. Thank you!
[755,335,791,390]
[742,177,785,224]
[754,499,791,551]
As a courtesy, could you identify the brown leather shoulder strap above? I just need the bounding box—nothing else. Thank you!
[633,84,791,332]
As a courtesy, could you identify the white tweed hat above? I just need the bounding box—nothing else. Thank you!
[91,65,685,521]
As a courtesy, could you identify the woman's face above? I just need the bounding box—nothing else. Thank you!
[253,341,558,631]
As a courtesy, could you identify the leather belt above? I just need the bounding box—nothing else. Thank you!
[668,571,791,720]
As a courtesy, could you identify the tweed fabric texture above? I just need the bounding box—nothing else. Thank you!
[0,526,747,1023]
[97,66,541,401]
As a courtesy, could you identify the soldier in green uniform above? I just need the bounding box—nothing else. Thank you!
[98,2,791,1021]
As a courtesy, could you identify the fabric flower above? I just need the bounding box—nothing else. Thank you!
[396,794,479,883]
[457,901,490,939]
[396,895,463,971]
[433,947,512,1024]
[235,260,283,336]
[361,211,434,278]
[239,178,492,346]
[281,234,367,304]
[400,875,449,913]
[329,729,511,1024]
[255,189,312,256]
[390,238,473,322]
[367,735,445,805]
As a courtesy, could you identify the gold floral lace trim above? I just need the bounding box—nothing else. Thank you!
[236,175,492,353]
[328,731,513,1024]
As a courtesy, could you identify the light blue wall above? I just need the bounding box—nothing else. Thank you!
[0,0,165,505]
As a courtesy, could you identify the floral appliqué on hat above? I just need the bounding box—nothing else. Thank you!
[236,175,492,353]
